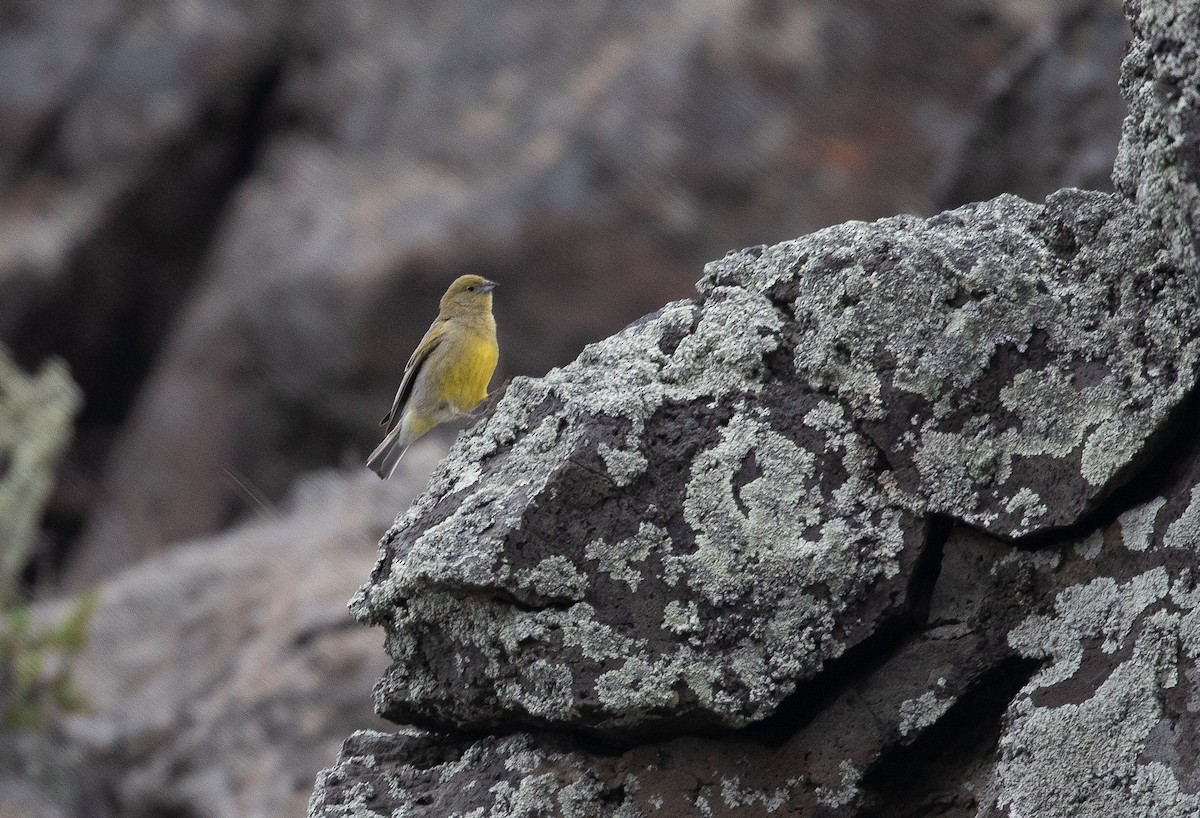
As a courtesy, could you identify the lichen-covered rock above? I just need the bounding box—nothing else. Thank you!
[309,730,638,818]
[1113,0,1200,271]
[313,0,1200,814]
[706,188,1198,538]
[353,181,1200,736]
[311,532,1048,817]
[355,287,927,734]
[982,460,1200,817]
[315,449,1200,818]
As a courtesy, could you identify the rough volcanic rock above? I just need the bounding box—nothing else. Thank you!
[983,479,1200,816]
[311,0,1200,815]
[312,461,1200,818]
[707,189,1196,538]
[352,186,1199,737]
[1113,0,1200,269]
[310,529,1049,817]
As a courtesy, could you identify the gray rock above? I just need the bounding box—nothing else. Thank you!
[1113,0,1200,270]
[311,530,1048,817]
[308,730,635,818]
[353,283,926,734]
[706,189,1197,538]
[353,185,1199,736]
[983,467,1200,815]
[312,0,1200,815]
[313,471,1200,817]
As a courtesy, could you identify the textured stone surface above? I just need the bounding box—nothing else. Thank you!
[312,530,1048,817]
[1113,0,1200,269]
[705,189,1196,538]
[354,284,931,734]
[313,475,1200,818]
[985,471,1200,815]
[312,0,1200,815]
[353,185,1199,737]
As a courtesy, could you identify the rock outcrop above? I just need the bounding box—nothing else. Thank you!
[311,0,1200,815]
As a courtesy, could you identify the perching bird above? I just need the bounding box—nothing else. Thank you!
[367,274,499,479]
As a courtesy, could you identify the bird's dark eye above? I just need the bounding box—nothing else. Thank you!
[467,286,475,292]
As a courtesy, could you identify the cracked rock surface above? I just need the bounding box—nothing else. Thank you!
[312,0,1200,815]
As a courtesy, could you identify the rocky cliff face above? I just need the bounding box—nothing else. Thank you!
[310,0,1200,815]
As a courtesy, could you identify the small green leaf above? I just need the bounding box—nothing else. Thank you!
[13,648,43,695]
[60,589,100,652]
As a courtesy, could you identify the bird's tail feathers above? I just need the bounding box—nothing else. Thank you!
[367,427,409,479]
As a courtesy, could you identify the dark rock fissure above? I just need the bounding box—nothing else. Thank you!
[905,514,952,627]
[1011,368,1200,551]
[858,655,1043,817]
[736,616,923,750]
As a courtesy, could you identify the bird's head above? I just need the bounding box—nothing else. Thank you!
[440,274,497,316]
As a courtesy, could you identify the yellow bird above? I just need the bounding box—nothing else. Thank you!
[367,275,499,479]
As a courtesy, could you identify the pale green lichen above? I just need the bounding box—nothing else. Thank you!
[1073,529,1104,560]
[595,655,687,717]
[584,523,678,592]
[1119,497,1167,552]
[718,776,798,813]
[705,192,1200,538]
[814,759,861,810]
[516,556,589,601]
[597,442,649,488]
[1007,568,1169,689]
[994,651,1200,818]
[1163,486,1200,551]
[994,482,1200,818]
[661,600,700,636]
[1004,487,1048,531]
[897,686,954,736]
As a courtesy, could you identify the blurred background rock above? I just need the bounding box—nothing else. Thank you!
[0,0,1127,814]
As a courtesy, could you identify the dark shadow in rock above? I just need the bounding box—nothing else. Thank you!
[859,655,1043,817]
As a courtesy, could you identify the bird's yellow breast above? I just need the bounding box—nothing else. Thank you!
[433,328,499,411]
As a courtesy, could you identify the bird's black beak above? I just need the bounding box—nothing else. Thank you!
[481,279,498,293]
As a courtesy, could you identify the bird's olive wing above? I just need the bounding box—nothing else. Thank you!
[380,320,445,432]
